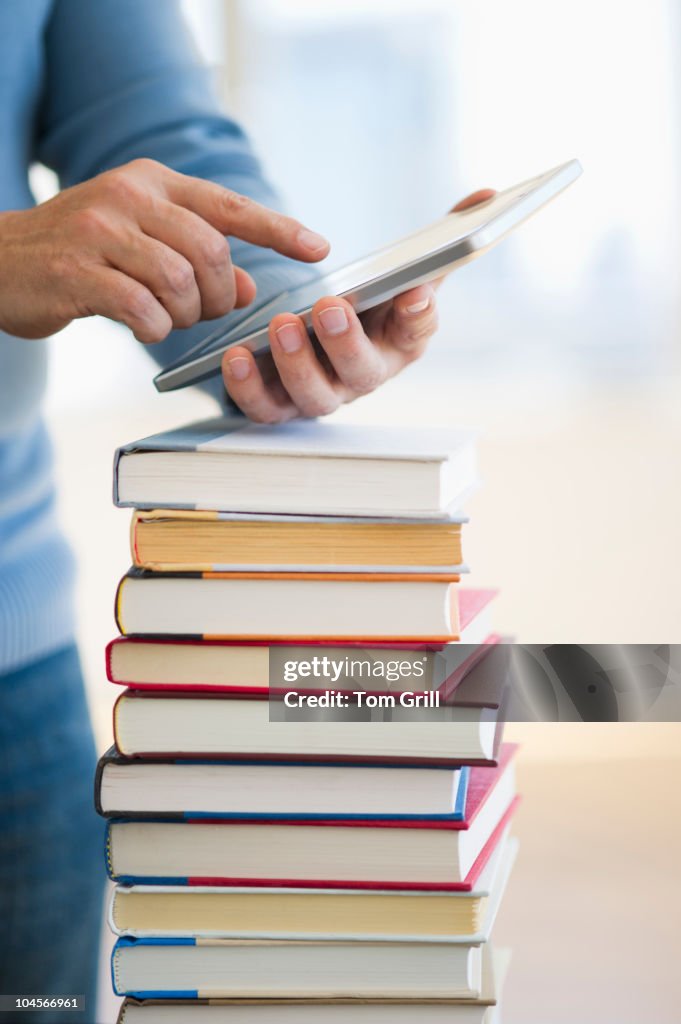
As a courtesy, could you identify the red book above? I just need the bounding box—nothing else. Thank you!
[106,745,519,891]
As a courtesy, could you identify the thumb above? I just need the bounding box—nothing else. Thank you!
[452,188,496,212]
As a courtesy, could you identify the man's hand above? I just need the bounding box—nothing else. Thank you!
[221,189,496,422]
[0,158,329,343]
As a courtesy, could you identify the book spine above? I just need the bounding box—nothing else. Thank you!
[113,692,126,756]
[112,447,123,507]
[104,638,117,683]
[130,512,141,567]
[114,576,126,634]
[115,749,496,767]
[99,809,467,823]
[93,754,108,817]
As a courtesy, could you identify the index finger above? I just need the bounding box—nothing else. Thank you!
[163,172,331,263]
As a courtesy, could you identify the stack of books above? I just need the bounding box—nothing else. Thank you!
[97,417,518,1023]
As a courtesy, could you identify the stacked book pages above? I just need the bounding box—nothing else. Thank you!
[97,417,518,1023]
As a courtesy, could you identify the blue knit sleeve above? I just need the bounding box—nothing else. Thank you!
[34,0,319,387]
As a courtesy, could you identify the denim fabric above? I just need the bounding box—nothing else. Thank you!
[0,646,104,1024]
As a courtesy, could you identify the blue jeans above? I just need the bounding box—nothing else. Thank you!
[0,647,104,1024]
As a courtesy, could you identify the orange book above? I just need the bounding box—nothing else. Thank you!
[130,509,466,573]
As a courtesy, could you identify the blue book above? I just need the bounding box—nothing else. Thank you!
[96,746,469,823]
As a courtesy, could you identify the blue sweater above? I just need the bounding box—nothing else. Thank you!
[0,0,313,673]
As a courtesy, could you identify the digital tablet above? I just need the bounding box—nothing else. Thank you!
[154,158,582,392]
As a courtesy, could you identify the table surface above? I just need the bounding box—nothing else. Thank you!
[493,748,681,1024]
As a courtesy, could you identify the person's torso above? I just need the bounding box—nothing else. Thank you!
[0,0,54,437]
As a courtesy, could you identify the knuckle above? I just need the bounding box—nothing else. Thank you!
[349,363,387,395]
[119,281,157,324]
[271,211,292,240]
[127,157,161,177]
[260,411,287,425]
[300,394,340,419]
[69,205,109,237]
[221,189,251,216]
[101,168,144,205]
[161,255,195,296]
[397,315,438,349]
[242,403,283,425]
[49,249,82,284]
[200,233,231,270]
[399,340,427,364]
[409,324,436,343]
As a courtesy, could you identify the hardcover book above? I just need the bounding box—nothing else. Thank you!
[105,591,498,694]
[113,418,478,517]
[105,747,517,889]
[95,752,470,822]
[108,833,517,941]
[111,936,484,1000]
[114,943,508,1020]
[112,689,505,765]
[129,509,467,573]
[114,569,463,642]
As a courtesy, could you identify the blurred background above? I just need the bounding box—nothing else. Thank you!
[30,2,681,1020]
[42,0,681,682]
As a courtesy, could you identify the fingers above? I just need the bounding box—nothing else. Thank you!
[109,203,257,329]
[104,231,202,330]
[221,286,440,423]
[139,201,234,317]
[452,188,496,212]
[268,314,345,418]
[139,199,251,320]
[233,266,257,308]
[221,346,298,423]
[384,284,438,359]
[223,289,437,423]
[78,266,172,343]
[163,171,330,263]
[308,298,388,395]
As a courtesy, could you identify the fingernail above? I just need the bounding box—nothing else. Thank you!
[226,356,250,381]
[298,228,329,254]
[406,298,430,314]
[318,306,349,335]
[275,322,303,354]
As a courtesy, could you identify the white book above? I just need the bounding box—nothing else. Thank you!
[97,754,467,820]
[112,938,482,1000]
[112,692,502,763]
[113,418,478,517]
[114,570,462,641]
[115,948,510,1023]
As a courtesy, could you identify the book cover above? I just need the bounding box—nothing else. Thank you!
[107,834,517,941]
[94,748,470,823]
[114,568,463,643]
[105,748,518,889]
[130,508,468,574]
[113,418,478,517]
